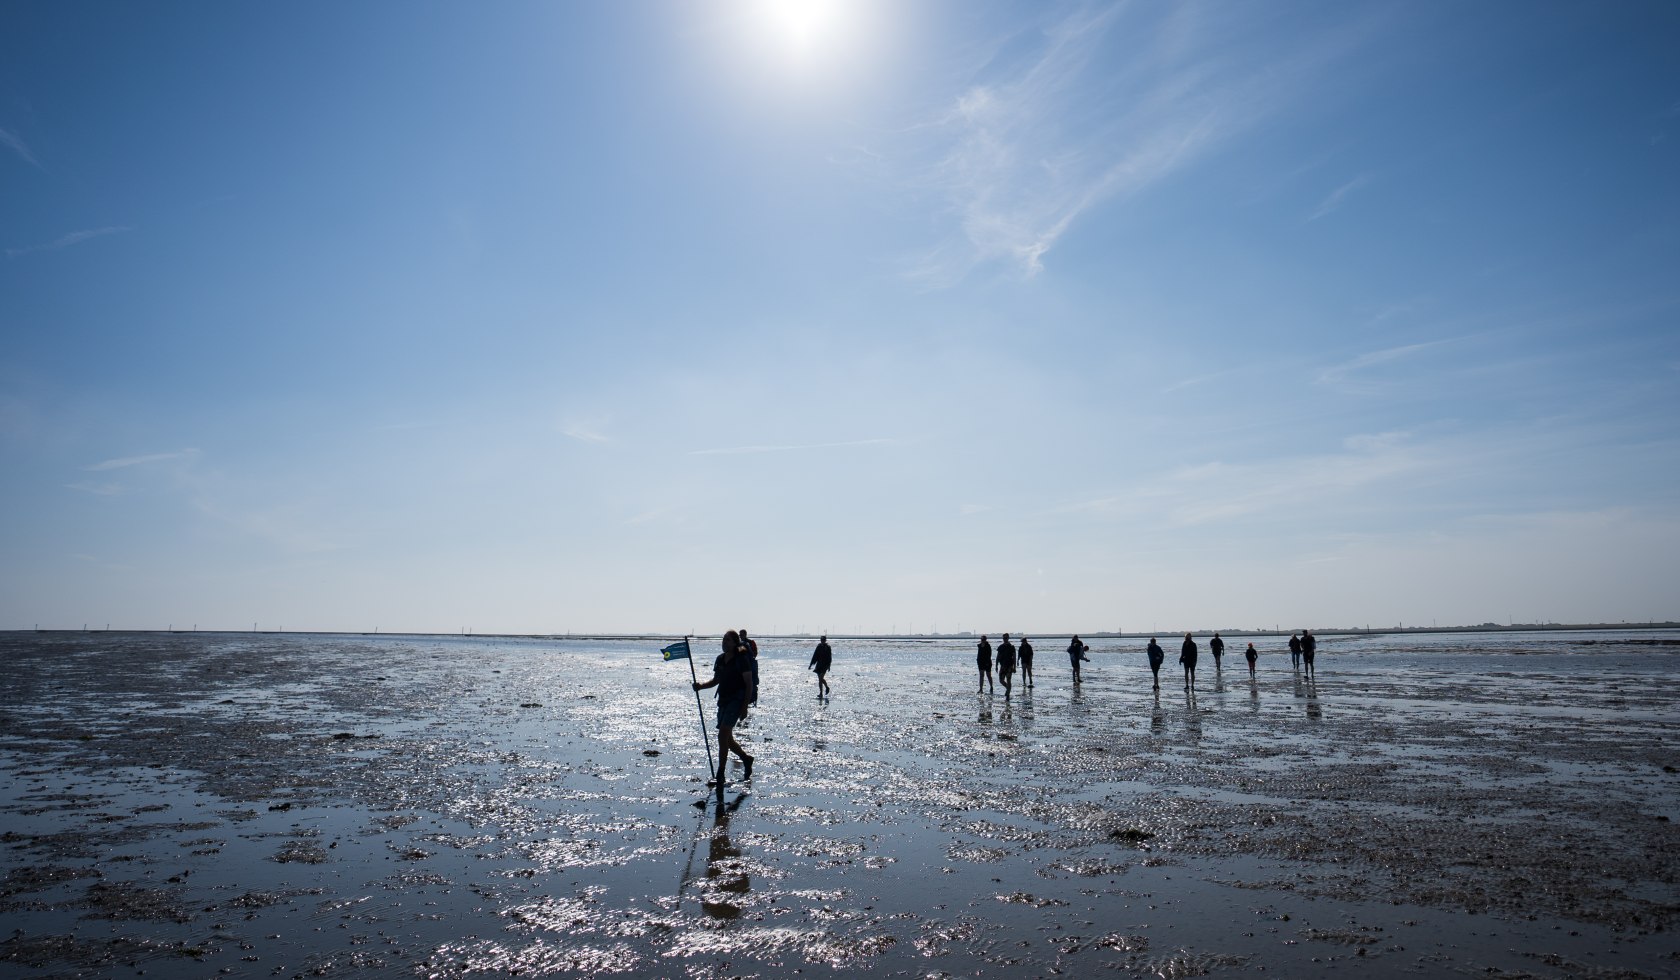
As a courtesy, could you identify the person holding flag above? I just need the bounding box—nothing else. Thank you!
[693,630,756,788]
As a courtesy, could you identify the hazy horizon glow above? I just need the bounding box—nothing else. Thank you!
[3,1,1677,635]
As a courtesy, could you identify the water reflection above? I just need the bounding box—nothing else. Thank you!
[1150,693,1165,734]
[700,793,751,921]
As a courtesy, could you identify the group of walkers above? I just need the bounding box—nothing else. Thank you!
[968,629,1321,694]
[692,627,1322,790]
[1146,630,1316,689]
[1149,628,1317,689]
[972,633,1091,694]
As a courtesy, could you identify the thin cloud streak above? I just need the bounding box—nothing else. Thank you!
[0,127,42,169]
[66,481,127,497]
[1055,432,1438,528]
[688,438,895,456]
[7,225,133,259]
[86,449,200,472]
[1317,340,1452,386]
[1309,173,1375,221]
[561,421,611,444]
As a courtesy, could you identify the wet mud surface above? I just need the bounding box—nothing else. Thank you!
[2,630,1676,978]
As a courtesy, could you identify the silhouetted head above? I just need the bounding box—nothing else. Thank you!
[981,634,988,641]
[723,630,740,655]
[1213,631,1221,637]
[1184,632,1192,639]
[820,634,826,641]
[1003,633,1010,640]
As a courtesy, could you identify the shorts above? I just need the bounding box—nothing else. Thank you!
[717,695,747,730]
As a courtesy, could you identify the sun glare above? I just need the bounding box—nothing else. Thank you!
[762,0,842,57]
[742,0,868,74]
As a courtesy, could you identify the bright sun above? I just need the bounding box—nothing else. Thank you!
[761,0,844,57]
[743,0,867,74]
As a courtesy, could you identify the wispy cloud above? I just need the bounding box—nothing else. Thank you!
[1308,172,1375,221]
[561,419,611,444]
[689,437,895,456]
[1316,340,1453,387]
[904,5,1375,284]
[7,225,133,259]
[85,449,200,472]
[66,481,127,497]
[1160,365,1249,394]
[0,127,42,169]
[1058,431,1437,528]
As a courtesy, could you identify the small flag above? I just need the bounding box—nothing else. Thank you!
[661,639,691,661]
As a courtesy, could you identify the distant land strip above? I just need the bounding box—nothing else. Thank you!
[10,622,1680,641]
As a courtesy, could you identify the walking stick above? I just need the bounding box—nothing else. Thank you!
[684,635,716,777]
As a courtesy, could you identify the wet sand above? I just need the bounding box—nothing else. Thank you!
[2,630,1676,979]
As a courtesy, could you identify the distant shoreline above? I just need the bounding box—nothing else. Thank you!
[10,622,1679,641]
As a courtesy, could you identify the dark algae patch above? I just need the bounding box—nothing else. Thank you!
[0,630,1676,977]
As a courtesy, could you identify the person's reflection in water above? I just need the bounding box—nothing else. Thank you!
[701,793,751,921]
[1150,693,1165,734]
[1249,675,1260,711]
[1183,688,1202,742]
[1305,686,1322,721]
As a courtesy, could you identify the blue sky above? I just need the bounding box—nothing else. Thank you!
[3,1,1677,635]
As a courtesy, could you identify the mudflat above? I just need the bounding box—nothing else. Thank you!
[1,631,1676,978]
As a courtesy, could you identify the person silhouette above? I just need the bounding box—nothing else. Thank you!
[1210,632,1225,670]
[1146,637,1165,691]
[1018,635,1035,688]
[1179,632,1199,689]
[997,633,1017,696]
[1067,635,1090,682]
[976,634,994,694]
[693,631,755,789]
[1244,641,1258,677]
[809,634,832,697]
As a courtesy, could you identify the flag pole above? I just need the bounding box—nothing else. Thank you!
[684,634,716,777]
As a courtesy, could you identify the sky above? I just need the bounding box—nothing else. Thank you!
[2,1,1678,636]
